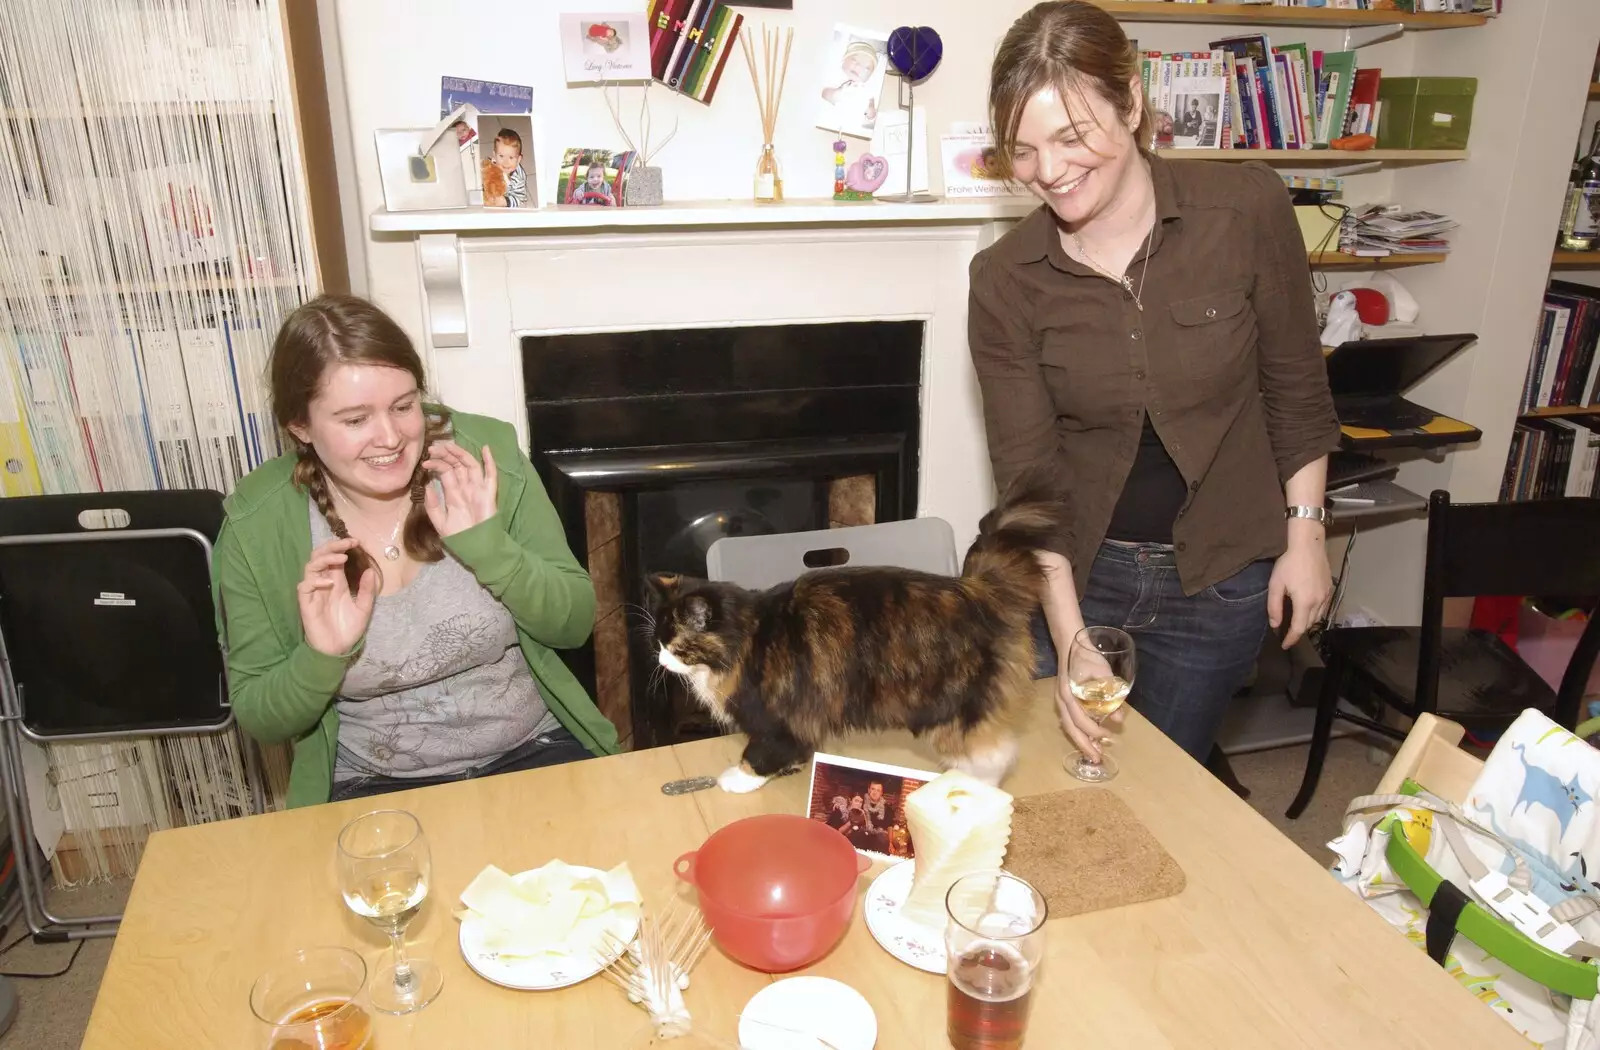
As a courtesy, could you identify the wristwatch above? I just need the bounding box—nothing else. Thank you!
[1286,504,1331,526]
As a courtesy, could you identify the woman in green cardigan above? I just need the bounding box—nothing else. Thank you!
[212,294,618,808]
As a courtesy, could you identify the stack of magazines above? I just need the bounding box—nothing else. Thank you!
[1341,205,1459,256]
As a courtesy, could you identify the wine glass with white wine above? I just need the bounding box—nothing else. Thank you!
[1065,626,1135,783]
[336,809,442,1014]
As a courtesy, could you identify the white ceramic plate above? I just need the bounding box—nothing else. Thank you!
[739,976,877,1050]
[862,859,947,975]
[457,865,639,991]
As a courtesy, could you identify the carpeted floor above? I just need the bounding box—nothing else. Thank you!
[1227,734,1397,861]
[0,877,128,1050]
[4,735,1394,1048]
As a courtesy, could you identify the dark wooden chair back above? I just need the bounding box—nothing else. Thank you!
[1417,490,1600,724]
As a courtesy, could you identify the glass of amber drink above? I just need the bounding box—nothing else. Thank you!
[250,945,375,1050]
[944,872,1047,1050]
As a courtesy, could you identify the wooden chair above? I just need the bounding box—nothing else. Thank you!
[1286,490,1600,819]
[1373,711,1480,801]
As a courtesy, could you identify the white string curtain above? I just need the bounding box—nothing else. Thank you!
[0,0,312,883]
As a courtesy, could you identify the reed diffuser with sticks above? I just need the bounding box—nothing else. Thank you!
[740,24,793,203]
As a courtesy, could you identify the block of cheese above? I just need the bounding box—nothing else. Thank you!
[900,770,1014,928]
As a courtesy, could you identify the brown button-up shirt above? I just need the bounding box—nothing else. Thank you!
[968,153,1341,596]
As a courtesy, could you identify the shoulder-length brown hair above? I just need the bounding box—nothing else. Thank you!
[270,294,452,590]
[986,1,1151,180]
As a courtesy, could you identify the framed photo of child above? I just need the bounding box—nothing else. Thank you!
[556,147,636,208]
[806,753,936,863]
[475,114,535,208]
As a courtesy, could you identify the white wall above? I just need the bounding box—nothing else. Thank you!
[335,0,1059,347]
[331,0,1600,625]
[332,1,1394,343]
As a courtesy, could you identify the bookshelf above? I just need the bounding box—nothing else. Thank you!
[1085,2,1486,31]
[1502,46,1600,504]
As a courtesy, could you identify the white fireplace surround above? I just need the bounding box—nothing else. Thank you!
[372,200,1037,549]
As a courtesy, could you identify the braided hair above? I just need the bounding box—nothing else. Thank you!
[271,295,453,592]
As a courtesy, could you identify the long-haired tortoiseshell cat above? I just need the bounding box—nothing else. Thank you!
[646,492,1062,794]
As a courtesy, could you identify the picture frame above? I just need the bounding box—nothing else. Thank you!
[556,147,636,208]
[805,752,936,863]
[476,114,536,209]
[373,106,475,213]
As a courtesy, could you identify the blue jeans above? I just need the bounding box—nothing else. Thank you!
[328,727,594,803]
[1032,540,1272,761]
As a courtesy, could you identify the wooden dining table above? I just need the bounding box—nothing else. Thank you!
[81,678,1529,1049]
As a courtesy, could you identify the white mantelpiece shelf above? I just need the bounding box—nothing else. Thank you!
[369,196,1039,235]
[380,197,1036,351]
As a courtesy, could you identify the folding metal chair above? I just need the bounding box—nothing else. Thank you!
[0,490,249,940]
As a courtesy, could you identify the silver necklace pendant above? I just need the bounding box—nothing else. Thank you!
[383,544,401,561]
[1120,275,1143,311]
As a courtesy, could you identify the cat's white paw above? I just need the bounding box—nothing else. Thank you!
[717,764,769,794]
[949,738,1019,787]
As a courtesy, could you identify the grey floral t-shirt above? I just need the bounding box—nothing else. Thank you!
[311,508,559,782]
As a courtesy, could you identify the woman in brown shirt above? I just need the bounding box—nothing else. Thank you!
[968,1,1343,771]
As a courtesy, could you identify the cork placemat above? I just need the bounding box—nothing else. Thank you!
[1003,787,1186,919]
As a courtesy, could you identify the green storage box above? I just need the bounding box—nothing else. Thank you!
[1376,76,1477,151]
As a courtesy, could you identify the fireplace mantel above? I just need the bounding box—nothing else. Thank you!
[375,198,1021,551]
[369,198,1034,350]
[369,196,1036,234]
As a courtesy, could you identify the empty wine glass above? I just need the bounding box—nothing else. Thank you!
[1065,626,1135,783]
[335,809,442,1014]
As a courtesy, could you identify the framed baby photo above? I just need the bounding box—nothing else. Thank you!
[815,23,890,140]
[806,752,936,863]
[556,147,636,208]
[475,114,536,209]
[559,12,652,84]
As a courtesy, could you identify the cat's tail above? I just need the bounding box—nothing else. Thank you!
[960,473,1068,609]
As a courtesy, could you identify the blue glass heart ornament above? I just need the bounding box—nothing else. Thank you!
[887,26,943,84]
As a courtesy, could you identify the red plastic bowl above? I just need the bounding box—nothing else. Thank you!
[675,813,870,973]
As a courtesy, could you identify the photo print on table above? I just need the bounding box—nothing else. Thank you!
[806,753,937,863]
[815,23,890,140]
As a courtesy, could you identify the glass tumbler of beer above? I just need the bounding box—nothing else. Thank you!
[944,871,1047,1050]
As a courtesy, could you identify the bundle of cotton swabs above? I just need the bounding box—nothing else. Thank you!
[597,896,712,1038]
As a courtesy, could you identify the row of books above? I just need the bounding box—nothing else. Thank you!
[1517,280,1600,414]
[1502,419,1600,503]
[0,318,279,499]
[1139,34,1379,151]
